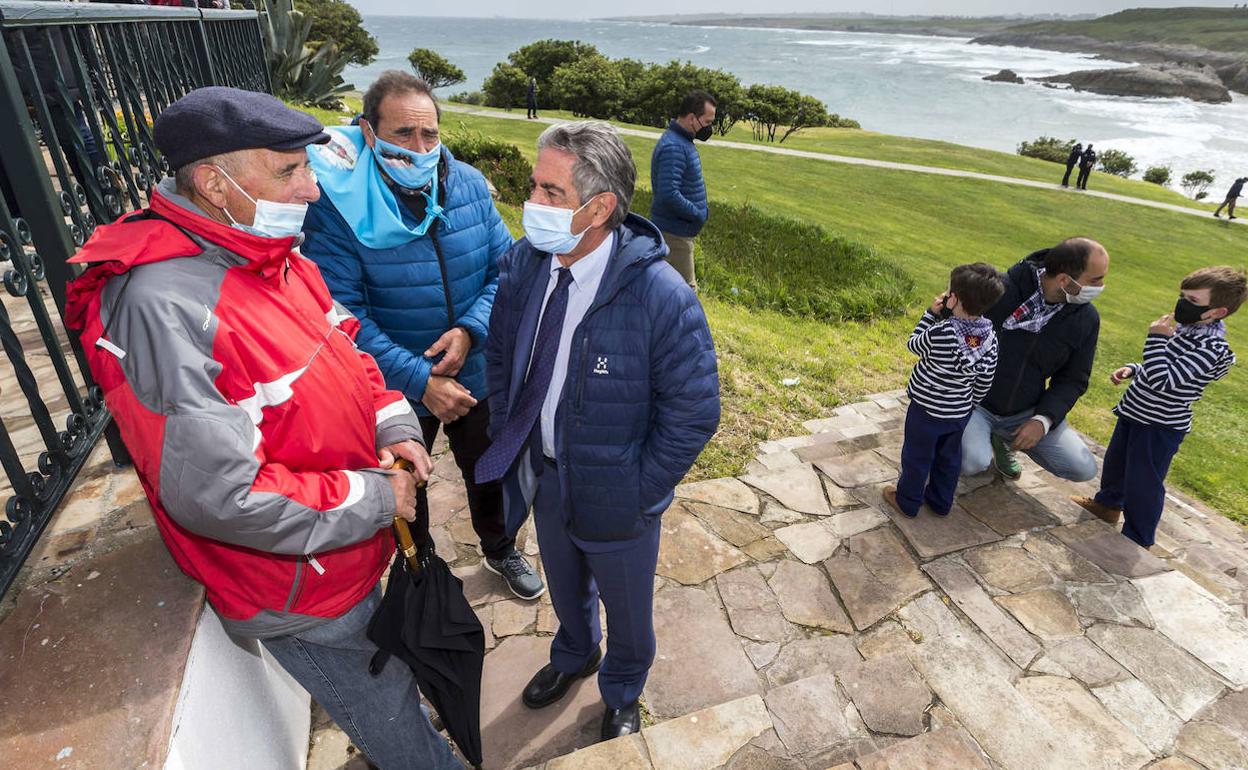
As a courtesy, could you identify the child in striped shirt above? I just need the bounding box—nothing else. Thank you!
[1074,266,1244,548]
[886,263,1005,518]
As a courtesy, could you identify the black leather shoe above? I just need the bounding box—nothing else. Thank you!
[600,701,641,742]
[521,648,602,709]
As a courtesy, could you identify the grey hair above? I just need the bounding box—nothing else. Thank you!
[173,151,243,197]
[536,121,635,228]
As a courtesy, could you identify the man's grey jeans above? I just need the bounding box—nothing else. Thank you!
[960,405,1098,482]
[260,585,463,770]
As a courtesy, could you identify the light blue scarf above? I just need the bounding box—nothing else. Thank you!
[307,126,448,249]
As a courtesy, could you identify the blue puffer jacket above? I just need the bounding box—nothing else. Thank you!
[302,149,512,415]
[486,214,720,541]
[649,120,709,238]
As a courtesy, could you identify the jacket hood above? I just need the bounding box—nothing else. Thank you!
[64,179,299,329]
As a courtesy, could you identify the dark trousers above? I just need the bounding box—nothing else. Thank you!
[897,402,970,516]
[416,398,513,560]
[526,96,538,119]
[1077,165,1093,190]
[533,459,661,709]
[1094,416,1185,548]
[1214,197,1237,217]
[1062,162,1076,186]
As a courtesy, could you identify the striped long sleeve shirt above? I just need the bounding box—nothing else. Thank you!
[1115,324,1236,432]
[906,311,1000,420]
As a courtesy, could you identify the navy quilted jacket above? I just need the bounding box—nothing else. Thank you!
[302,148,512,415]
[649,120,709,238]
[486,214,720,541]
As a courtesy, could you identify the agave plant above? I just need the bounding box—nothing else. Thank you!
[260,0,351,108]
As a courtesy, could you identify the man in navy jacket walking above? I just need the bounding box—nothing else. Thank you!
[649,90,715,288]
[479,121,720,743]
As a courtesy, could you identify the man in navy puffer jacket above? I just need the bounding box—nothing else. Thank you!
[479,121,720,743]
[649,90,714,288]
[303,71,544,600]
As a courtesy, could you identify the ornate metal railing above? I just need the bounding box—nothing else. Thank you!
[0,1,270,599]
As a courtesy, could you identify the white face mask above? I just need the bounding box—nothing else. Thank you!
[215,165,310,239]
[1064,276,1104,305]
[522,197,596,255]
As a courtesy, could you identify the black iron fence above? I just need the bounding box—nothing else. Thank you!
[0,1,271,599]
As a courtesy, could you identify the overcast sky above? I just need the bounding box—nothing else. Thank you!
[350,0,1238,20]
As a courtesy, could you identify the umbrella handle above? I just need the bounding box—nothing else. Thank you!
[391,458,427,572]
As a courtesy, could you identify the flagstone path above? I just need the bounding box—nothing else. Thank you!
[309,391,1248,770]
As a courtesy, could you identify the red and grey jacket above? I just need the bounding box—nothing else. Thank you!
[64,179,422,638]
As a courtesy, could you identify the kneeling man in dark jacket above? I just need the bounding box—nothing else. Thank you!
[477,121,720,743]
[962,237,1108,482]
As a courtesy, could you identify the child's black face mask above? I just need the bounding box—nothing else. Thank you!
[1174,297,1210,325]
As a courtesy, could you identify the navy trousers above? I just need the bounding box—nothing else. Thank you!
[1094,416,1185,548]
[897,402,970,516]
[533,460,661,709]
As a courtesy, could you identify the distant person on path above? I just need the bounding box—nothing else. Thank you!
[1061,142,1083,188]
[884,264,1004,519]
[1073,267,1244,548]
[479,121,719,743]
[62,87,461,769]
[961,237,1108,483]
[1213,176,1245,219]
[1076,144,1097,190]
[302,71,544,602]
[526,76,539,120]
[649,90,715,288]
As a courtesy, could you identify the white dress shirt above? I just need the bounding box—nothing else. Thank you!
[530,232,614,459]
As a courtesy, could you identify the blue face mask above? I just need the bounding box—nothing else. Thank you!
[372,135,440,190]
[522,197,596,255]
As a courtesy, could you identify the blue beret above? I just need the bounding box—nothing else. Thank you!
[154,87,330,171]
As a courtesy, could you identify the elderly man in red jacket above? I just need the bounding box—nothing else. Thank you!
[65,87,462,769]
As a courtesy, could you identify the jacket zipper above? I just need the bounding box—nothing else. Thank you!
[430,218,456,331]
[283,558,305,612]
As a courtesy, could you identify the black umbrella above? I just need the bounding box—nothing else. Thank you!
[367,459,485,768]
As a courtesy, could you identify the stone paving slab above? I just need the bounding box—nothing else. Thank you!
[655,505,748,586]
[856,482,1000,559]
[740,465,831,516]
[1051,520,1172,578]
[1087,624,1226,721]
[646,586,761,720]
[924,559,1041,669]
[1018,675,1153,770]
[825,528,931,630]
[855,727,991,770]
[675,478,760,516]
[959,483,1060,536]
[1134,571,1248,686]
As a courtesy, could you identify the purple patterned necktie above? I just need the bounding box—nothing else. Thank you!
[476,268,573,483]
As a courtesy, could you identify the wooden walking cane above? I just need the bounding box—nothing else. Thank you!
[391,458,426,572]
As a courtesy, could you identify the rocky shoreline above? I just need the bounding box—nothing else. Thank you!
[971,31,1248,100]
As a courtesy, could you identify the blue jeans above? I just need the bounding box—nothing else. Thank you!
[897,403,969,516]
[960,405,1098,482]
[261,586,463,770]
[1094,416,1185,548]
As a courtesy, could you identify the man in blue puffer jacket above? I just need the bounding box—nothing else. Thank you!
[477,121,720,744]
[302,71,544,600]
[649,90,715,288]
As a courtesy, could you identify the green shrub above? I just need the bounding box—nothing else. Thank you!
[1181,169,1215,200]
[1143,165,1172,186]
[443,127,532,206]
[1098,149,1138,178]
[407,48,465,91]
[448,91,485,106]
[633,190,913,321]
[298,0,378,67]
[1017,136,1076,163]
[549,55,625,118]
[482,63,528,109]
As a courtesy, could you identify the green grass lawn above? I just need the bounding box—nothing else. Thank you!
[303,101,1248,524]
[442,104,1212,212]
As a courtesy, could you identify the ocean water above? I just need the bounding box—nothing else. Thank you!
[346,16,1248,185]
